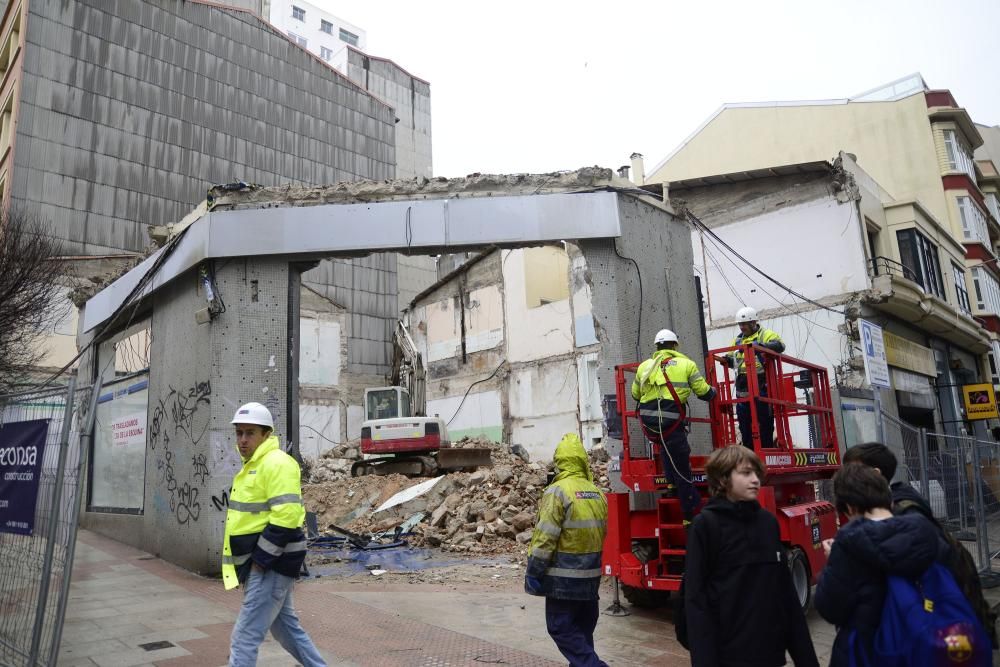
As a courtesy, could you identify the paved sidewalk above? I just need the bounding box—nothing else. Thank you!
[59,529,846,666]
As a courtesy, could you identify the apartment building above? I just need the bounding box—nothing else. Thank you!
[645,74,1000,437]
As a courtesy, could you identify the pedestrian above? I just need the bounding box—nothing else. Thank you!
[727,306,784,449]
[632,328,716,526]
[222,402,326,667]
[684,445,818,667]
[814,463,942,666]
[842,442,997,647]
[524,433,609,667]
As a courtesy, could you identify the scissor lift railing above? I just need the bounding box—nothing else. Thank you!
[602,345,841,604]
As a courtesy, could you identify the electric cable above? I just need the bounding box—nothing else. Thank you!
[300,423,341,446]
[446,359,506,426]
[686,210,844,315]
[37,228,189,389]
[612,240,643,361]
[699,229,845,336]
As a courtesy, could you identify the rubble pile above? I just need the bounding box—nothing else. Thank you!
[305,440,363,483]
[302,436,612,558]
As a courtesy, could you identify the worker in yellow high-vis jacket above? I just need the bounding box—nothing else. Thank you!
[222,402,325,667]
[632,328,716,525]
[728,307,785,450]
[525,433,609,667]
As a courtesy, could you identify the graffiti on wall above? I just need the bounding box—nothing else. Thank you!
[150,379,213,524]
[150,380,212,450]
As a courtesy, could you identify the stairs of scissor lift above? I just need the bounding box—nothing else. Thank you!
[657,496,687,577]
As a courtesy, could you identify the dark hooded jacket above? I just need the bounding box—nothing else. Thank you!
[890,482,998,648]
[684,497,818,667]
[814,512,941,666]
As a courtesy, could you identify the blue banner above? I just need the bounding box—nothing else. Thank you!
[0,419,50,535]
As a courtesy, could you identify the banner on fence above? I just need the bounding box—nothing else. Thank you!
[0,418,50,535]
[962,383,999,421]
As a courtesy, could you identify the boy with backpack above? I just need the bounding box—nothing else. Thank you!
[842,442,998,647]
[682,445,818,667]
[815,463,991,666]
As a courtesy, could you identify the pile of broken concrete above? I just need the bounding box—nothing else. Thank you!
[302,436,610,557]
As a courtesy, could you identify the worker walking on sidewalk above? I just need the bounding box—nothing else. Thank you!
[222,402,326,667]
[728,307,784,449]
[632,328,716,525]
[524,433,609,667]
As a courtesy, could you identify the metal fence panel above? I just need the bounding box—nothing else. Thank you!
[0,380,97,667]
[879,409,1000,579]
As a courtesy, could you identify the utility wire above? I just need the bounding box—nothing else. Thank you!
[612,240,643,361]
[446,359,506,426]
[686,210,844,315]
[699,227,845,336]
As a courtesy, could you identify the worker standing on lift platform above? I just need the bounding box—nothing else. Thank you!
[728,307,784,449]
[632,329,716,526]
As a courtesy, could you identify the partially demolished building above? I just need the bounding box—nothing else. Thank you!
[77,168,703,573]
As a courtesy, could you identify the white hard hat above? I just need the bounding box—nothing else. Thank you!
[654,329,678,345]
[736,306,758,323]
[231,402,274,429]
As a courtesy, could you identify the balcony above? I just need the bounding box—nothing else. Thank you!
[866,256,990,354]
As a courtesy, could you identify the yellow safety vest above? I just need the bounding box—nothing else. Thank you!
[221,435,306,590]
[730,327,784,375]
[631,349,713,405]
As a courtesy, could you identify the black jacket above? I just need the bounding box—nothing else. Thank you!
[814,512,940,667]
[891,481,998,648]
[684,497,818,667]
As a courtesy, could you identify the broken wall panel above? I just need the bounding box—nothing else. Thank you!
[428,390,504,443]
[502,249,575,363]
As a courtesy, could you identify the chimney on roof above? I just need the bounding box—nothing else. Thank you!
[630,152,645,185]
[617,165,630,180]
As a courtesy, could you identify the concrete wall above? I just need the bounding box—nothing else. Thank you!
[14,0,395,256]
[80,258,294,573]
[650,94,949,226]
[579,196,704,467]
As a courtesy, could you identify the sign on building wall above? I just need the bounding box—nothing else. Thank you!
[962,383,999,421]
[882,331,937,377]
[859,320,891,389]
[92,375,149,511]
[0,419,49,535]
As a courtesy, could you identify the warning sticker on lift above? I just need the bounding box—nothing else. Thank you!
[811,514,821,547]
[793,451,839,466]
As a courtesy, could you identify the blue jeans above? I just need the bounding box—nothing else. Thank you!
[545,598,608,667]
[229,567,326,667]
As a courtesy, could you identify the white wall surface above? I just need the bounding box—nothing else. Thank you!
[503,250,574,363]
[428,390,503,442]
[692,198,868,327]
[299,403,341,459]
[299,316,341,386]
[421,285,503,363]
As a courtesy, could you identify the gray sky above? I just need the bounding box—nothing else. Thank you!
[320,0,1000,179]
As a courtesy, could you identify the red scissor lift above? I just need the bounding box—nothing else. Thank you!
[601,344,841,609]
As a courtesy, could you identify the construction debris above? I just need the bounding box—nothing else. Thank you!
[302,436,611,559]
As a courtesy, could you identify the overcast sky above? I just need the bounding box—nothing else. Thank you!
[318,0,1000,179]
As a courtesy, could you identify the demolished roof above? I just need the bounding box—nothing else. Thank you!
[84,168,667,334]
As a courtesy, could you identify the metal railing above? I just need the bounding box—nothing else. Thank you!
[0,378,100,667]
[869,255,920,284]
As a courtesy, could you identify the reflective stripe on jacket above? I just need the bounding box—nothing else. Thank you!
[631,349,715,406]
[730,327,785,376]
[526,433,608,600]
[222,435,306,590]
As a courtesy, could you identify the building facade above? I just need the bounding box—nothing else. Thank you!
[671,155,991,461]
[646,74,1000,441]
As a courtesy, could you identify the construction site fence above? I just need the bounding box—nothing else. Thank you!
[0,378,100,667]
[882,409,1000,584]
